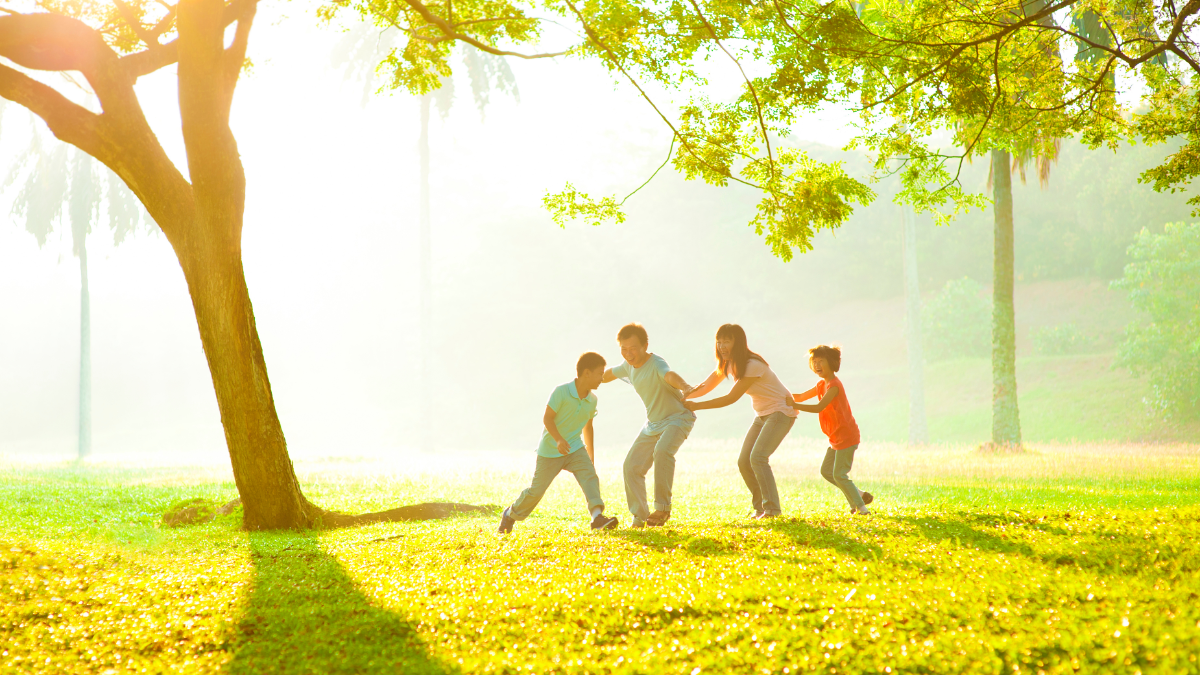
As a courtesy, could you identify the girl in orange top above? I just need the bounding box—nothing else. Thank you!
[787,345,873,515]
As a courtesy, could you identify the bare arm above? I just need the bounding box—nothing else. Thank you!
[684,370,725,400]
[583,418,595,462]
[790,385,839,414]
[542,406,571,455]
[601,368,618,383]
[686,376,759,411]
[792,386,820,402]
[664,370,693,393]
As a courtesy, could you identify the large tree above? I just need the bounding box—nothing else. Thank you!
[334,0,1200,450]
[0,1,500,528]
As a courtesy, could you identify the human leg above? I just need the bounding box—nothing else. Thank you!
[650,424,690,517]
[738,417,766,515]
[507,454,566,521]
[831,445,867,511]
[623,432,659,525]
[748,412,796,516]
[820,446,837,485]
[565,451,605,514]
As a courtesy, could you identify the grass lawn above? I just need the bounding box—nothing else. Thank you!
[2,442,1199,674]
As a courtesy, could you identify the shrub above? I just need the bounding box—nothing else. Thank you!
[1112,222,1200,420]
[1032,323,1095,355]
[923,277,992,360]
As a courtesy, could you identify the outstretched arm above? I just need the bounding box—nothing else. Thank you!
[601,368,618,383]
[789,385,839,413]
[683,370,724,400]
[792,385,820,403]
[664,370,693,393]
[686,376,758,411]
[542,406,571,455]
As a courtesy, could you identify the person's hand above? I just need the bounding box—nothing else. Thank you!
[679,385,695,400]
[783,396,796,409]
[556,438,571,455]
[682,400,697,412]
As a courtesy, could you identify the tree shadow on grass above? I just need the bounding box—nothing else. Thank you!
[609,529,739,557]
[227,533,456,675]
[755,518,886,562]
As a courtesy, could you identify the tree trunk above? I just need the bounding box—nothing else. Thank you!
[77,230,92,460]
[901,206,929,445]
[418,94,432,452]
[990,149,1021,447]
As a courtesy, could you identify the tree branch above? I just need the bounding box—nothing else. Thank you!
[399,0,566,59]
[0,63,108,158]
[120,0,250,80]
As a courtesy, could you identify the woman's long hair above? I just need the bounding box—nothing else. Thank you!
[716,324,767,381]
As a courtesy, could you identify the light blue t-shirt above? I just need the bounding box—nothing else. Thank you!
[611,354,696,435]
[537,380,598,457]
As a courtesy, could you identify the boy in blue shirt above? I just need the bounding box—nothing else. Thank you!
[499,352,620,533]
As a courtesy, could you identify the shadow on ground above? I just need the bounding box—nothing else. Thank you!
[226,533,455,675]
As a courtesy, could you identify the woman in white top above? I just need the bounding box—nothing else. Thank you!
[683,324,798,518]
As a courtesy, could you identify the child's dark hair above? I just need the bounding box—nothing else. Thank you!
[577,352,607,375]
[617,323,648,345]
[809,345,842,372]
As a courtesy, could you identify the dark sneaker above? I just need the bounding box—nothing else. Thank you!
[591,514,619,530]
[861,491,874,505]
[498,509,515,534]
[647,510,671,527]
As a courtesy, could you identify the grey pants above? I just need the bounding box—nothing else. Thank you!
[508,450,604,521]
[623,424,690,523]
[738,411,796,516]
[821,444,866,510]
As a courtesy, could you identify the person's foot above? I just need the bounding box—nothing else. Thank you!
[753,512,780,520]
[748,509,764,519]
[591,513,619,530]
[861,491,874,506]
[647,510,671,527]
[631,519,647,529]
[498,508,515,533]
[854,506,871,516]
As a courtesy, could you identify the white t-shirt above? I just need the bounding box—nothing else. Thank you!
[737,359,798,418]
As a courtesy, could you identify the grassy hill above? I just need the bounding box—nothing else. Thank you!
[800,278,1199,445]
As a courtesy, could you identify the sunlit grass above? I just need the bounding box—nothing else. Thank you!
[2,442,1199,674]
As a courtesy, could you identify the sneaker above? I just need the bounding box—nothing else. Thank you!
[498,508,515,534]
[631,519,647,529]
[647,510,671,527]
[753,512,780,520]
[854,506,871,516]
[861,491,874,506]
[748,509,765,519]
[591,514,619,530]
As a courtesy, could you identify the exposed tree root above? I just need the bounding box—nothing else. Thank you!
[313,502,499,529]
[163,497,498,530]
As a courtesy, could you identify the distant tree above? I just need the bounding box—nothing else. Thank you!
[3,104,148,460]
[1113,222,1200,420]
[334,28,517,450]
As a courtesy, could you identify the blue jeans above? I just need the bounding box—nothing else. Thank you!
[623,424,690,523]
[821,444,865,510]
[508,450,604,521]
[738,412,796,516]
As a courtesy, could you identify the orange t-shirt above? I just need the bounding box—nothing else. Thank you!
[816,377,860,450]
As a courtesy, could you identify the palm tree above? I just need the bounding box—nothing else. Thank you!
[334,29,517,450]
[901,205,929,445]
[4,106,148,459]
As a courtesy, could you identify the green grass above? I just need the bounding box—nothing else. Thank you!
[3,443,1200,674]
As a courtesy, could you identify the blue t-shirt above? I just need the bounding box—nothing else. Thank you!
[611,354,696,435]
[537,380,598,457]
